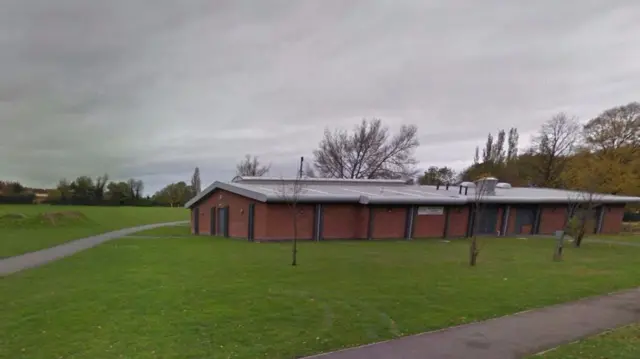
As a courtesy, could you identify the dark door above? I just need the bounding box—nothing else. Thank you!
[247,203,255,241]
[515,206,536,234]
[217,207,229,237]
[476,206,499,235]
[209,207,216,235]
[193,207,200,235]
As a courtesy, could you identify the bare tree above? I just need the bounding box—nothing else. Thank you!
[127,179,144,200]
[313,118,419,180]
[276,157,306,266]
[565,188,602,248]
[531,113,580,187]
[468,181,490,266]
[236,155,271,177]
[94,173,109,200]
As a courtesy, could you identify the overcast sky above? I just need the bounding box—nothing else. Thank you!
[1,0,639,193]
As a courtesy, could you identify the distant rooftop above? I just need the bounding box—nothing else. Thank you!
[185,177,640,208]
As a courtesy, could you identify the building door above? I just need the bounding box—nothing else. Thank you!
[217,207,229,237]
[193,207,200,235]
[515,206,536,234]
[247,203,255,241]
[209,207,216,235]
[476,206,499,235]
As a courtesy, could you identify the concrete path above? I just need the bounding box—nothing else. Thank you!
[305,287,640,359]
[0,221,188,276]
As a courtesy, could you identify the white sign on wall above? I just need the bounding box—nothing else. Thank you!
[417,206,444,216]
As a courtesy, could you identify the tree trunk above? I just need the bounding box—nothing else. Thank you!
[553,233,564,261]
[469,236,478,266]
[292,205,298,266]
[574,215,587,248]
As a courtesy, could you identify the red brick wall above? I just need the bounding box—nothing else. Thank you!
[372,206,406,239]
[538,205,567,235]
[601,205,625,234]
[447,206,470,237]
[193,189,259,237]
[262,203,315,240]
[413,209,445,238]
[322,204,369,239]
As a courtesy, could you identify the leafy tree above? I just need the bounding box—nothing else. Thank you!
[583,102,639,154]
[419,166,457,185]
[71,176,95,201]
[313,118,419,180]
[506,127,519,162]
[191,167,202,194]
[153,182,193,207]
[106,181,132,202]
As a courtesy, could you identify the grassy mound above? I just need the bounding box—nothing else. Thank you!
[38,211,88,225]
[0,211,89,227]
[0,213,27,221]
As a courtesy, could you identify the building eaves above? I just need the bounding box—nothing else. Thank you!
[184,181,268,208]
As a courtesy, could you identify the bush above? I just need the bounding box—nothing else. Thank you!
[43,198,170,207]
[0,194,36,204]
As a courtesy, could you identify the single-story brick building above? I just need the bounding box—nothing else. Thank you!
[185,176,640,240]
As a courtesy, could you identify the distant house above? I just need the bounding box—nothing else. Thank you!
[33,192,49,203]
[185,177,640,241]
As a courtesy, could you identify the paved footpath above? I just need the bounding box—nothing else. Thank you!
[305,287,640,359]
[0,221,188,276]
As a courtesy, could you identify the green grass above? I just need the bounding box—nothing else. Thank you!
[2,236,640,359]
[531,324,640,359]
[132,224,191,237]
[0,205,188,258]
[590,233,640,243]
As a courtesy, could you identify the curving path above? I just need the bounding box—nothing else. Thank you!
[0,221,188,276]
[304,287,640,359]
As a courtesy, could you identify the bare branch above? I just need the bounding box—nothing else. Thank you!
[530,113,580,187]
[313,119,419,180]
[236,155,271,177]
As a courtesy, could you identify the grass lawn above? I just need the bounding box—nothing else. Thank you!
[0,205,188,258]
[2,235,640,359]
[530,324,640,359]
[589,233,640,243]
[132,223,192,237]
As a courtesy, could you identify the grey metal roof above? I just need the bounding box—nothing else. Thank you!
[185,177,640,208]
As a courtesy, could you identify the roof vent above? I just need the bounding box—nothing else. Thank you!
[496,182,512,189]
[475,177,499,196]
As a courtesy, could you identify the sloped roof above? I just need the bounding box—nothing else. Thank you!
[184,177,640,208]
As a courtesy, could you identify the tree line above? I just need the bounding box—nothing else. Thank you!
[0,168,204,207]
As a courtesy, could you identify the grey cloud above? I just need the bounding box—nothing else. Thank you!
[1,0,639,192]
